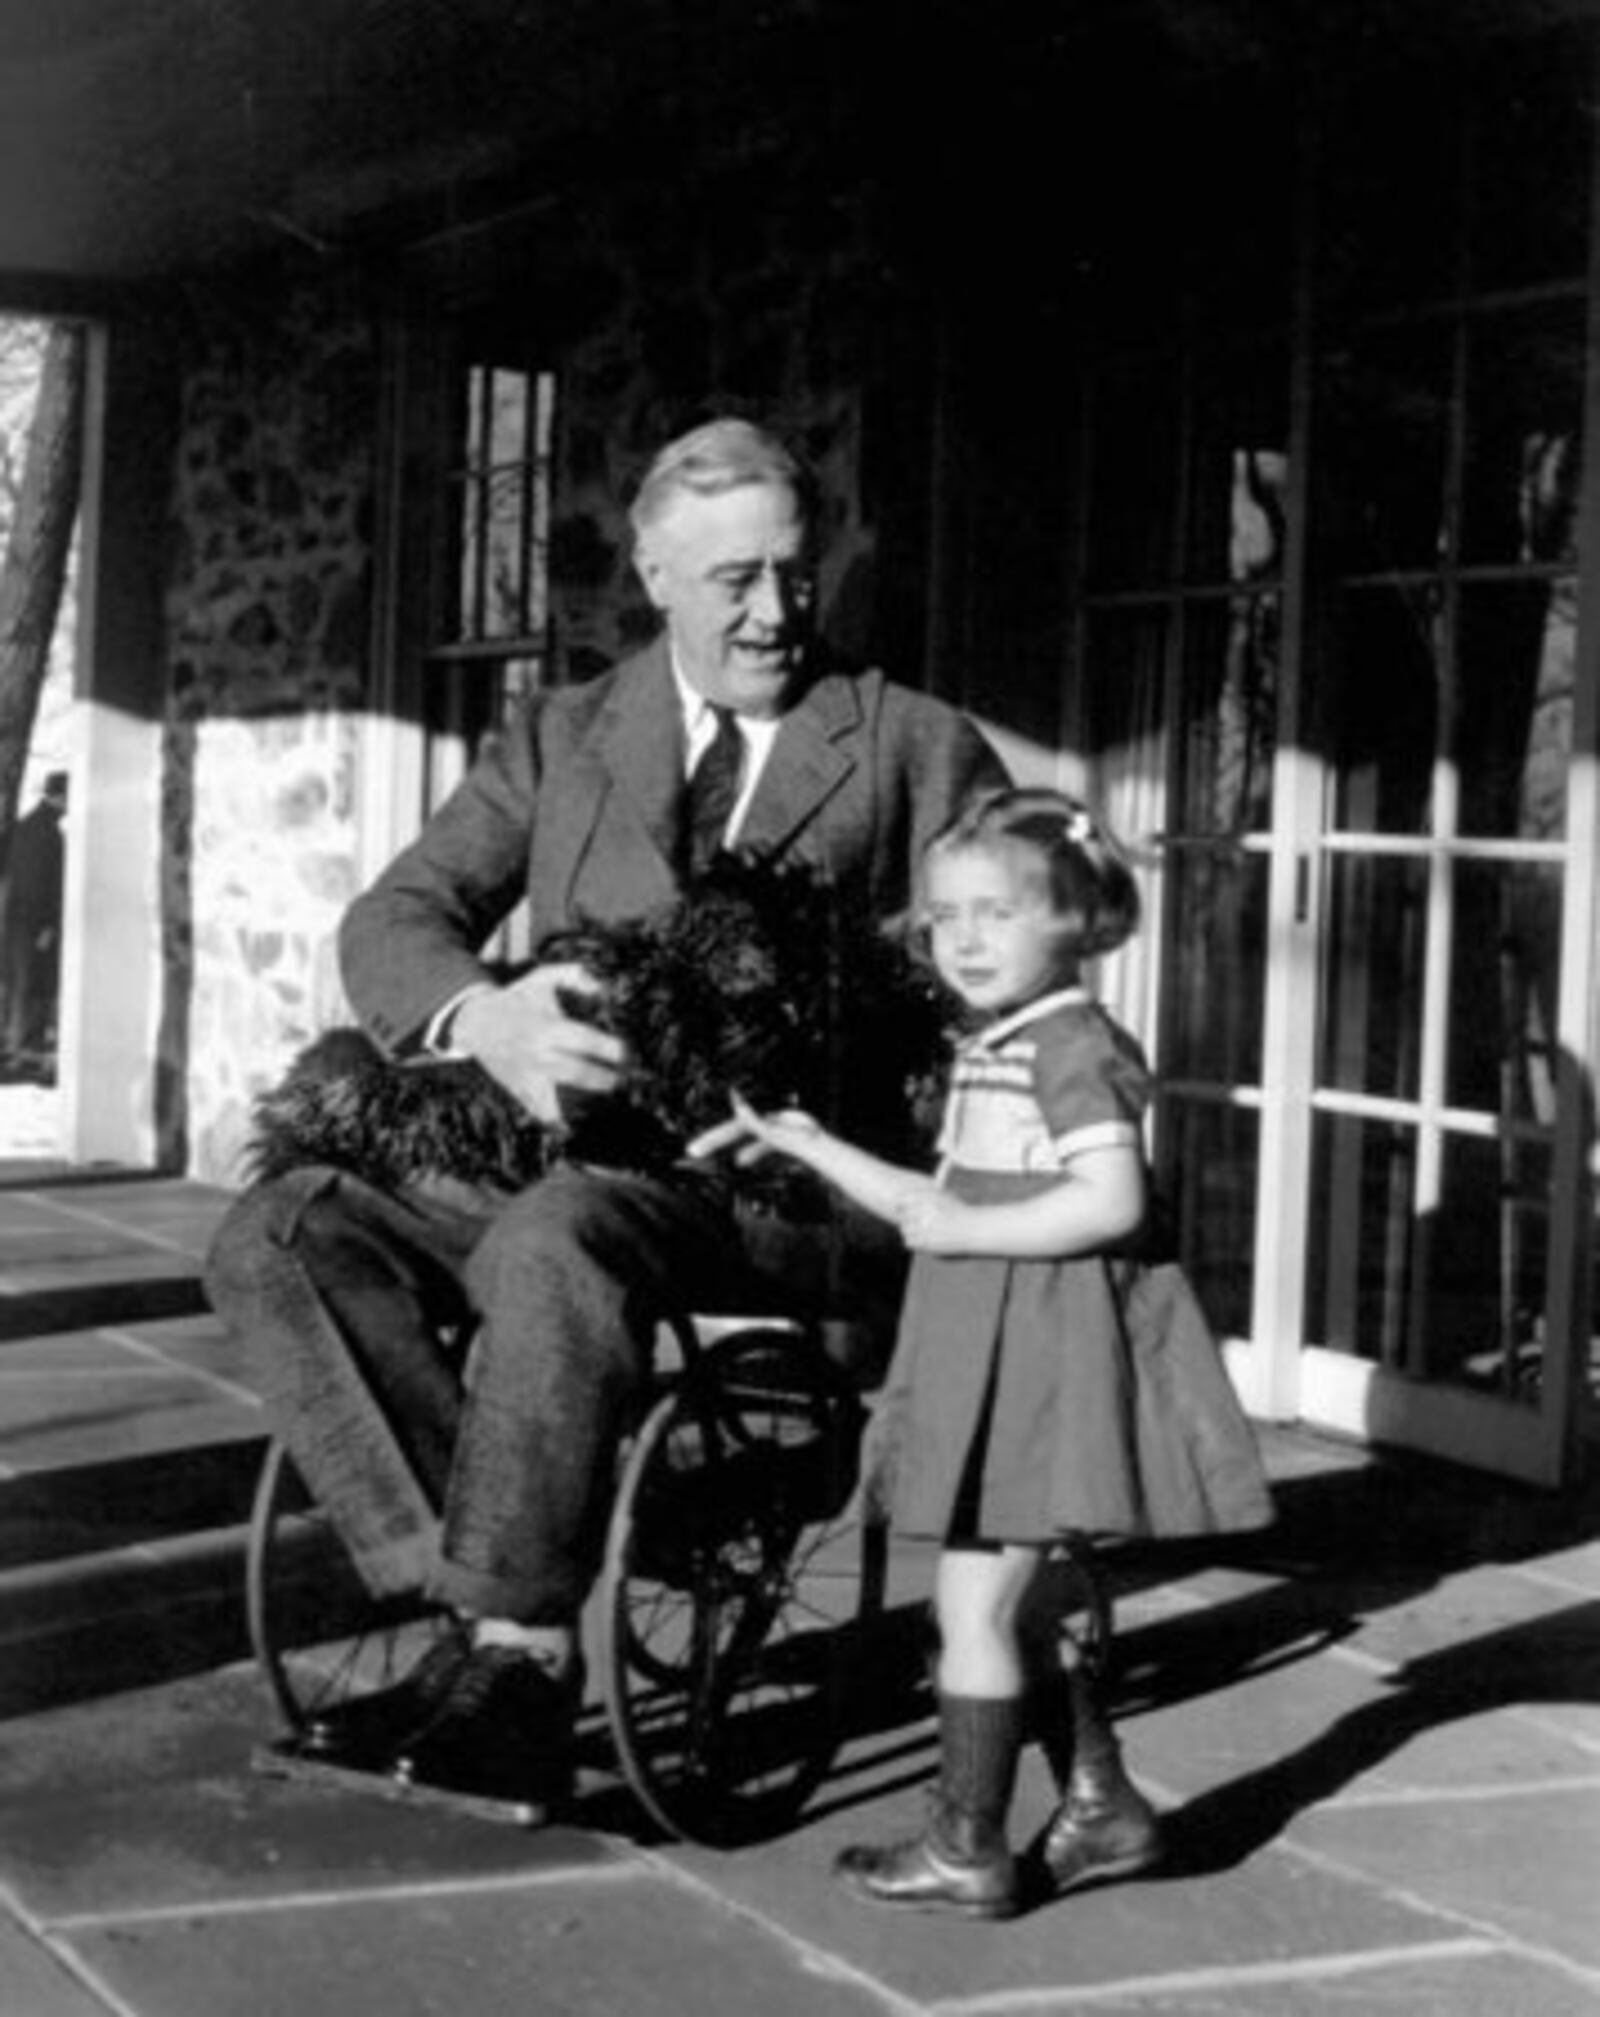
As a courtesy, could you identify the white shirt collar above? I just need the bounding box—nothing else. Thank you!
[669,648,716,739]
[668,648,777,739]
[668,649,781,834]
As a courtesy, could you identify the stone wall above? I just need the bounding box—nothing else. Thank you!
[170,278,378,1183]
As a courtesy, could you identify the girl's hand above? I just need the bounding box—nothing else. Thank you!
[893,1184,973,1252]
[686,1092,822,1167]
[693,1097,927,1228]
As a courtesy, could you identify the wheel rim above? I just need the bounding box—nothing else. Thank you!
[244,1438,444,1736]
[599,1331,884,1845]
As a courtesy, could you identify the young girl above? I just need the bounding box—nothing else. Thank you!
[717,787,1273,1918]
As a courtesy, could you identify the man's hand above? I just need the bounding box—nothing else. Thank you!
[452,964,626,1125]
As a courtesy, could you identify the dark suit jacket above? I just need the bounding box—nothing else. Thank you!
[343,638,1007,1055]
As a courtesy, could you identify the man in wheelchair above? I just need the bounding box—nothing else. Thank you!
[206,416,1007,1823]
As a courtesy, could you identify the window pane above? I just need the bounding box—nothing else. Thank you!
[1186,352,1289,588]
[1161,846,1268,1087]
[1085,606,1167,772]
[464,364,488,465]
[498,656,543,720]
[428,660,502,761]
[443,363,554,654]
[1307,1114,1551,1399]
[1446,860,1562,1120]
[1158,1100,1258,1340]
[1306,1111,1417,1365]
[1181,79,1293,329]
[1423,1133,1550,1406]
[1321,327,1453,574]
[1461,308,1583,567]
[1177,596,1277,835]
[1086,364,1179,590]
[1469,30,1591,292]
[1320,68,1461,311]
[1456,581,1575,840]
[454,470,484,643]
[1323,589,1439,836]
[1319,854,1427,1103]
[484,464,528,639]
[486,369,528,472]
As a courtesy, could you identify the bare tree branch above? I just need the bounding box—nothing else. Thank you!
[0,323,86,874]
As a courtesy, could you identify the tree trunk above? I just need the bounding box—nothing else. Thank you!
[0,323,86,871]
[0,323,85,1062]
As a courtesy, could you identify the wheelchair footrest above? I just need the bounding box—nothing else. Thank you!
[251,1737,561,1829]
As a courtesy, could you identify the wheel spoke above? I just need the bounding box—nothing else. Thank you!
[598,1328,885,1845]
[245,1439,446,1738]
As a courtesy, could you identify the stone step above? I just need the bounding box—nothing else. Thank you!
[0,1437,266,1574]
[0,1389,266,1717]
[0,1506,260,1718]
[0,1270,210,1341]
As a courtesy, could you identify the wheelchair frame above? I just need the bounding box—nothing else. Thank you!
[245,1310,892,1845]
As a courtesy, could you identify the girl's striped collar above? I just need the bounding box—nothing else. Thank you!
[965,986,1090,1052]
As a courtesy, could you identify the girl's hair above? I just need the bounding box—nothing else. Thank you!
[924,787,1142,957]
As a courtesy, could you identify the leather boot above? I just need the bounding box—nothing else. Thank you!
[1037,1663,1162,1897]
[835,1693,1023,1919]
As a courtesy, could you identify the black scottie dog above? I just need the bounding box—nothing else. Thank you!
[249,855,957,1212]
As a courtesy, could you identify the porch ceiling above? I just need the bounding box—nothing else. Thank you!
[0,0,597,295]
[0,0,1588,301]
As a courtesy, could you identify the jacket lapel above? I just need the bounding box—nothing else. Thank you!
[736,669,862,857]
[594,642,685,868]
[530,644,682,933]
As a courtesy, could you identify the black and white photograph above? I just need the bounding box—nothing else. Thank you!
[0,5,1595,2013]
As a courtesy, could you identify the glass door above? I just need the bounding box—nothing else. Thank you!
[1286,36,1600,1484]
[1294,294,1596,1482]
[1074,26,1600,1483]
[1082,333,1291,1413]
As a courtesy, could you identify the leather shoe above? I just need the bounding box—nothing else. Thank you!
[295,1623,471,1769]
[1037,1778,1163,1897]
[835,1828,1019,1920]
[391,1644,582,1822]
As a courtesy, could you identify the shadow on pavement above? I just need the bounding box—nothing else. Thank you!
[1156,1595,1600,1878]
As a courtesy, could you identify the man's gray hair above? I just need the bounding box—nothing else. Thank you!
[629,418,811,540]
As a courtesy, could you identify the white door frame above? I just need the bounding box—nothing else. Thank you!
[59,319,168,1172]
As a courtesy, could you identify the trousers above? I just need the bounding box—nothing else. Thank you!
[204,1159,902,1626]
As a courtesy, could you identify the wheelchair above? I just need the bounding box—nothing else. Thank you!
[246,1301,1117,1844]
[245,1308,893,1845]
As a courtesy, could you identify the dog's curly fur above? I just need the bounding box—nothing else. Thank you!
[247,1029,548,1193]
[248,854,958,1208]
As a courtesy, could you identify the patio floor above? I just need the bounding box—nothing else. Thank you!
[0,1170,1597,2015]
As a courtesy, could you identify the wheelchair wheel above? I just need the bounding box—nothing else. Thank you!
[598,1327,887,1846]
[245,1436,450,1738]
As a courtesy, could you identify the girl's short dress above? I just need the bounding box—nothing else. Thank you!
[869,987,1273,1546]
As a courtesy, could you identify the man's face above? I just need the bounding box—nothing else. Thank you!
[635,482,816,717]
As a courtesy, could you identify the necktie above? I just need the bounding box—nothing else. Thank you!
[682,705,745,873]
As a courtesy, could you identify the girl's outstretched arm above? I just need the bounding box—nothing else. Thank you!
[688,1094,938,1226]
